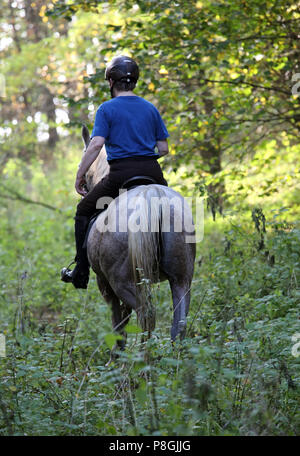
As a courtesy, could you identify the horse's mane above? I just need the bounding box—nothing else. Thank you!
[85,145,109,191]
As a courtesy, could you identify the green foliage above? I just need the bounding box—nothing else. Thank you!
[1,0,300,437]
[2,0,300,217]
[47,0,300,156]
[0,151,299,436]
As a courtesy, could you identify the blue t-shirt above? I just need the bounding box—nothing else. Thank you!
[91,96,169,161]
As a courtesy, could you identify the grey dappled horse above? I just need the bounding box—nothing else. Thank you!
[81,126,195,353]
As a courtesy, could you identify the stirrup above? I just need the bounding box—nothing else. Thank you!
[61,260,89,289]
[60,260,76,283]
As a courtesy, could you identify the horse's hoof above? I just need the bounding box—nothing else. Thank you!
[105,351,118,367]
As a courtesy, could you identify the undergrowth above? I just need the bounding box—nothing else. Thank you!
[0,159,299,436]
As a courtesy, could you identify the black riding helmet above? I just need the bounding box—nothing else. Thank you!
[105,55,139,97]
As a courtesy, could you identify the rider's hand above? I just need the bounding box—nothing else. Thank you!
[75,175,88,197]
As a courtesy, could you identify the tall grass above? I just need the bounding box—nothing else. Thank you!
[0,143,299,435]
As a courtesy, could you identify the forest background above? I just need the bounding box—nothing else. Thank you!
[0,0,299,436]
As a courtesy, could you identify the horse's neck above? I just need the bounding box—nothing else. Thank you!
[88,146,109,188]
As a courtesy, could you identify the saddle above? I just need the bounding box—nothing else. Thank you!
[121,175,157,190]
[83,176,157,248]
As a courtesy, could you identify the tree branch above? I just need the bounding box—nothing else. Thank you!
[199,78,291,96]
[0,183,62,212]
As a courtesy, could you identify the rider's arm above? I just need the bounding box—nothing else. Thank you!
[156,139,169,157]
[75,136,105,195]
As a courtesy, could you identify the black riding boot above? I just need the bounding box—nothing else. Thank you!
[61,215,90,289]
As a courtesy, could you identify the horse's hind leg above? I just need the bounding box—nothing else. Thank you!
[112,282,153,353]
[169,280,191,341]
[111,300,132,351]
[96,275,132,363]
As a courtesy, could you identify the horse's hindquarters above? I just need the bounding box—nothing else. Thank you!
[87,184,196,341]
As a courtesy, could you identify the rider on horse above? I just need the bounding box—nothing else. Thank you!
[61,56,169,289]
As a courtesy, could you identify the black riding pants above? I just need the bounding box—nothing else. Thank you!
[76,156,168,217]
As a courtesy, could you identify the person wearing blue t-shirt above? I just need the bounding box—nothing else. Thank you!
[61,56,169,289]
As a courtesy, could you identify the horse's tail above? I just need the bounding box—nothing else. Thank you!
[128,186,166,333]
